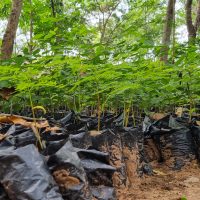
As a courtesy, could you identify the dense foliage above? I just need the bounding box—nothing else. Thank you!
[0,0,200,120]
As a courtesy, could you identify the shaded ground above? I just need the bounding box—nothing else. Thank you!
[116,162,200,200]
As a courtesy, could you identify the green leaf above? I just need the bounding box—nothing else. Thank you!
[180,197,187,200]
[0,80,9,88]
[175,55,185,66]
[144,108,149,115]
[161,79,169,85]
[144,40,154,46]
[13,103,22,112]
[23,48,28,54]
[44,34,54,40]
[32,34,44,40]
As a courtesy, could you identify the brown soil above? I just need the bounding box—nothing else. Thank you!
[116,161,200,200]
[144,139,162,162]
[110,145,123,167]
[53,169,80,189]
[121,145,139,188]
[100,145,107,152]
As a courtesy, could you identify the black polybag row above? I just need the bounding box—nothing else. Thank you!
[143,114,199,170]
[0,110,157,200]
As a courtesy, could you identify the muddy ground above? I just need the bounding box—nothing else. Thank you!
[116,161,200,200]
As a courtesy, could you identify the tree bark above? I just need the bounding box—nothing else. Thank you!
[29,0,33,53]
[186,0,196,40]
[186,0,200,43]
[171,0,176,64]
[0,0,23,60]
[160,0,175,63]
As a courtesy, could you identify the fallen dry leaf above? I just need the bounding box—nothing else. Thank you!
[0,135,9,140]
[90,130,101,135]
[153,170,167,176]
[0,87,17,100]
[0,116,49,128]
[45,126,60,133]
[176,107,183,116]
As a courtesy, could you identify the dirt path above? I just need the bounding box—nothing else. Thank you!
[116,162,200,200]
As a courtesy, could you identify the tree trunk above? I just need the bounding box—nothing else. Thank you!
[171,0,176,64]
[186,0,196,41]
[186,0,200,43]
[160,0,175,63]
[29,0,33,53]
[0,0,23,60]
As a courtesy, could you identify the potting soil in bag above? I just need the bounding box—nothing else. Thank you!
[152,128,197,170]
[47,140,92,200]
[144,138,162,162]
[118,126,152,186]
[106,129,128,189]
[0,138,63,200]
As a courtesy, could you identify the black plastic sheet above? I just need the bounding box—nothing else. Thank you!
[48,111,75,127]
[41,139,68,156]
[6,124,30,136]
[142,116,152,139]
[0,124,12,135]
[169,115,190,130]
[41,128,68,141]
[14,129,37,148]
[69,131,92,149]
[75,148,110,164]
[0,138,63,200]
[91,131,108,152]
[191,126,200,160]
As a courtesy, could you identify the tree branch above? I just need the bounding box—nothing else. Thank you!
[192,5,197,15]
[101,1,121,39]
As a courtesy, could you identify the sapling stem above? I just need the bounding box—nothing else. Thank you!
[123,93,126,127]
[29,89,43,149]
[125,106,130,129]
[116,96,118,116]
[132,102,136,126]
[189,97,192,123]
[98,95,100,131]
[73,95,76,111]
[91,97,93,117]
[10,100,13,116]
[78,75,81,113]
[49,89,55,120]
